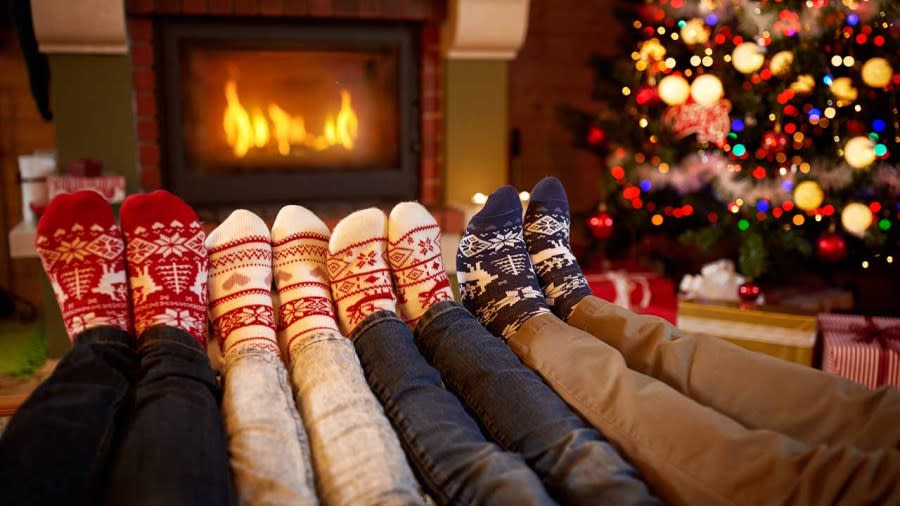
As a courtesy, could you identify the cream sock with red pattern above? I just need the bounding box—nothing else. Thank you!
[36,191,130,340]
[272,205,340,356]
[327,209,397,336]
[206,210,280,359]
[387,202,454,328]
[120,191,209,345]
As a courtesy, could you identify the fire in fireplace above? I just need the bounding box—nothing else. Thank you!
[159,20,420,205]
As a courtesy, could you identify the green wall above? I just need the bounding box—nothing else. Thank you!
[49,54,139,192]
[445,60,509,204]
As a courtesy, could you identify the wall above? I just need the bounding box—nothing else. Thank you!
[0,31,54,304]
[50,54,139,192]
[508,0,622,211]
[444,59,508,205]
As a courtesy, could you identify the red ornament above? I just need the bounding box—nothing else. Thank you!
[586,125,607,146]
[738,281,761,302]
[816,231,847,262]
[635,86,660,106]
[760,131,789,156]
[846,120,866,136]
[588,211,614,240]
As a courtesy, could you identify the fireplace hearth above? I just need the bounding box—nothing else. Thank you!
[159,19,420,205]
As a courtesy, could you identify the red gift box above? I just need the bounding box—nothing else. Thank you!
[585,270,678,324]
[47,175,126,203]
[820,313,900,389]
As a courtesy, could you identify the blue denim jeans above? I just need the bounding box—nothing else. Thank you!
[415,301,659,505]
[351,310,556,506]
[0,325,233,506]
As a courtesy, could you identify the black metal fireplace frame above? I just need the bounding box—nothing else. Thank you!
[158,18,420,205]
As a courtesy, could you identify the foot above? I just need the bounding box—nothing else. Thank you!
[524,177,592,320]
[205,210,280,358]
[327,208,397,336]
[35,191,130,340]
[120,190,208,345]
[456,186,550,339]
[272,205,340,356]
[387,202,454,328]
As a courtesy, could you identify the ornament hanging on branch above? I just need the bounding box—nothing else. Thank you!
[690,74,724,106]
[793,180,824,211]
[680,18,709,46]
[664,100,731,145]
[769,51,794,77]
[737,281,761,303]
[861,57,893,88]
[587,209,615,240]
[732,42,765,74]
[658,75,690,105]
[816,231,847,262]
[830,77,858,107]
[760,130,789,157]
[586,125,607,146]
[841,203,874,238]
[635,85,661,106]
[844,136,877,169]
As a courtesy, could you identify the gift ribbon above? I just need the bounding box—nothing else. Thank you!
[848,317,900,387]
[597,271,652,311]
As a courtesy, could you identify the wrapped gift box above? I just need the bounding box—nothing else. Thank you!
[586,270,677,324]
[47,175,126,203]
[678,301,817,366]
[820,314,900,389]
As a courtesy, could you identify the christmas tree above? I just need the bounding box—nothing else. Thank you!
[564,0,899,283]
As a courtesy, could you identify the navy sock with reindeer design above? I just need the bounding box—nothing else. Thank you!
[456,186,550,339]
[524,177,592,320]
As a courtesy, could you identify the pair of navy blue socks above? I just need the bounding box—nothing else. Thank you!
[457,177,593,339]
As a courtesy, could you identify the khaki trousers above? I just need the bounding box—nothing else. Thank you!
[508,303,900,506]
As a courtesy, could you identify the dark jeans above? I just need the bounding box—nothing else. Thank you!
[0,325,233,506]
[351,310,556,506]
[416,301,660,505]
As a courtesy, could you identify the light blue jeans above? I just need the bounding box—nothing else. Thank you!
[287,330,424,505]
[222,349,318,505]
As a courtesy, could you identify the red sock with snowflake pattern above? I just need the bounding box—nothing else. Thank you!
[35,191,131,341]
[327,208,397,336]
[387,202,455,328]
[120,190,209,346]
[206,209,280,359]
[272,205,340,357]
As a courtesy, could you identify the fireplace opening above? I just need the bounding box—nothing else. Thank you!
[160,19,420,205]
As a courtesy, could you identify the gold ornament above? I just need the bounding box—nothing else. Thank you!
[829,77,858,106]
[841,202,873,238]
[658,75,691,105]
[732,42,765,74]
[793,181,824,211]
[844,136,876,169]
[690,74,724,105]
[769,51,794,77]
[640,38,667,63]
[680,18,709,46]
[861,57,893,88]
[790,74,815,95]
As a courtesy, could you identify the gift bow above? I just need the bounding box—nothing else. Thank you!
[599,271,652,311]
[848,317,900,387]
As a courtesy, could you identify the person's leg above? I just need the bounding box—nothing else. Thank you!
[329,209,555,506]
[0,191,135,506]
[461,186,900,506]
[389,202,658,505]
[272,205,422,506]
[524,177,900,451]
[102,191,233,506]
[207,209,318,506]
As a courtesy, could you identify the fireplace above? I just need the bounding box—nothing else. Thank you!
[159,19,420,205]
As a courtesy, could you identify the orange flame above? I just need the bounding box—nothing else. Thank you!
[223,80,359,158]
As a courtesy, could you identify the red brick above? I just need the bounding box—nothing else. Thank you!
[260,0,283,15]
[182,0,207,13]
[208,0,234,14]
[283,0,307,15]
[156,0,182,13]
[234,0,260,14]
[139,144,160,165]
[127,0,156,14]
[133,69,155,91]
[128,18,154,42]
[307,0,332,16]
[137,119,159,141]
[135,93,157,117]
[140,165,162,191]
[131,43,154,67]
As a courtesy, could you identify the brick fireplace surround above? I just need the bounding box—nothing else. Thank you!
[126,0,446,214]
